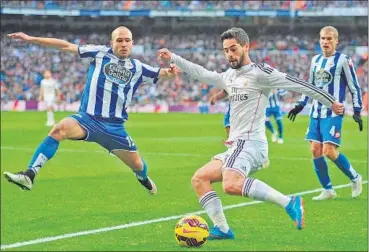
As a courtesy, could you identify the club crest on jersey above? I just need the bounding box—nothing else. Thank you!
[103,62,133,85]
[314,68,332,87]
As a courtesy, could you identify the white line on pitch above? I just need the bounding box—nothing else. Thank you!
[1,146,367,163]
[1,181,367,250]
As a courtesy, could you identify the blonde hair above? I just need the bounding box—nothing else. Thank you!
[320,26,339,39]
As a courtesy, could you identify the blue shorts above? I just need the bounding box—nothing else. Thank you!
[305,116,343,146]
[69,112,137,152]
[223,104,230,128]
[265,106,282,120]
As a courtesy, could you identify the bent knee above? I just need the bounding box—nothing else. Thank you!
[222,178,241,195]
[191,172,209,188]
[49,123,67,141]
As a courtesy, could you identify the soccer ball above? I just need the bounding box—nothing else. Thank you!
[174,215,209,247]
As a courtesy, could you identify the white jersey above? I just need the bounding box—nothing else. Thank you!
[41,78,59,100]
[171,54,336,143]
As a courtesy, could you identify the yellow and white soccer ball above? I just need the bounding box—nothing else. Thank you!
[174,215,209,247]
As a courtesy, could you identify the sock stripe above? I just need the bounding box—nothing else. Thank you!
[226,139,245,168]
[242,177,255,197]
[199,191,219,208]
[199,191,218,206]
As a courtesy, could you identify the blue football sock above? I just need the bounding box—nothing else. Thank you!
[333,153,358,180]
[276,119,284,138]
[313,156,332,189]
[28,136,59,175]
[135,159,148,180]
[265,121,275,134]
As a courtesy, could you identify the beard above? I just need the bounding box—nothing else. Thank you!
[229,52,245,69]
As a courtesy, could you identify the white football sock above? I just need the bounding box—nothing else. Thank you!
[47,111,54,123]
[242,177,291,208]
[199,191,230,233]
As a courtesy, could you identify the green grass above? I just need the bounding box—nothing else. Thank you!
[1,112,368,251]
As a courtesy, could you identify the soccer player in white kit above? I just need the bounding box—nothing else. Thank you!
[38,70,60,126]
[159,27,344,239]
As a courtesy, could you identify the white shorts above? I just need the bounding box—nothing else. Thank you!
[213,139,268,177]
[44,99,55,107]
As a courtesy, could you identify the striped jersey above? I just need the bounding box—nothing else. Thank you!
[171,53,336,143]
[267,89,287,108]
[78,44,160,121]
[299,51,362,118]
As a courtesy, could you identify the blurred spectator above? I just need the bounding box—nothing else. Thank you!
[1,31,367,108]
[2,0,368,10]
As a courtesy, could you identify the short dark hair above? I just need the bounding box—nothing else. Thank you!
[220,27,250,46]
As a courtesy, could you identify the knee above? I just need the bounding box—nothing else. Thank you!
[310,144,323,158]
[132,159,144,171]
[323,145,339,160]
[191,172,208,189]
[222,177,240,195]
[49,123,67,141]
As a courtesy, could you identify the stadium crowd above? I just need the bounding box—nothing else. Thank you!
[1,32,367,108]
[2,0,368,10]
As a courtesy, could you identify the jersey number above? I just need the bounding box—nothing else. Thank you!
[329,126,336,136]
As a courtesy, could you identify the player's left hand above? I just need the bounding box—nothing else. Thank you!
[158,48,172,61]
[353,111,363,131]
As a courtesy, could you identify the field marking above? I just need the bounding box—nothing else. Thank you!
[1,146,367,163]
[1,181,367,250]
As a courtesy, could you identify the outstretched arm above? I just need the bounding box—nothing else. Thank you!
[158,64,181,80]
[8,32,78,54]
[257,64,344,115]
[158,48,226,89]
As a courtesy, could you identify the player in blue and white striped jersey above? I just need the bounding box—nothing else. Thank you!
[265,89,286,144]
[4,27,180,194]
[288,26,363,200]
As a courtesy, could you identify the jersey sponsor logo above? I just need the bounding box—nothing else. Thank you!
[314,68,332,87]
[103,62,133,85]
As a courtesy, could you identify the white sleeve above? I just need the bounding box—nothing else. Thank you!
[342,56,362,112]
[257,63,336,107]
[298,58,315,106]
[171,53,227,89]
[78,44,108,59]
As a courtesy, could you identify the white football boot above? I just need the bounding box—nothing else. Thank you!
[312,189,337,200]
[137,176,157,195]
[277,138,284,144]
[3,171,33,191]
[271,133,277,143]
[351,174,363,198]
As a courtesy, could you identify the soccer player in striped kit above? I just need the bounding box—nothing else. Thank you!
[288,26,363,200]
[4,27,180,193]
[159,27,344,239]
[265,89,286,144]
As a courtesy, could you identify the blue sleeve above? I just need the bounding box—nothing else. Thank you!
[141,63,161,85]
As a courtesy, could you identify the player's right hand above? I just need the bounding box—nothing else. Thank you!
[7,32,33,42]
[331,101,344,115]
[158,48,172,61]
[287,104,304,121]
[209,95,217,105]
